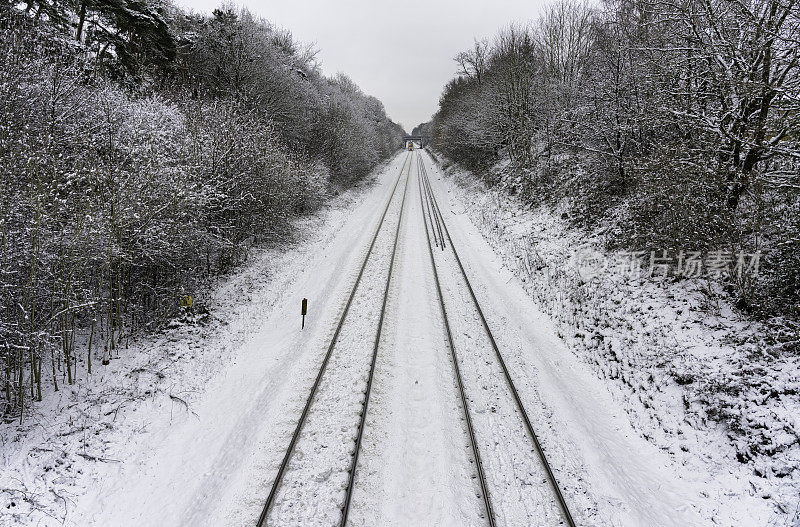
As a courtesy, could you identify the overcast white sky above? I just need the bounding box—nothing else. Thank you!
[174,0,546,132]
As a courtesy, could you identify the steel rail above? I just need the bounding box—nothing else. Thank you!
[417,155,496,527]
[420,157,441,248]
[418,155,446,249]
[419,153,577,527]
[419,158,447,250]
[256,153,411,527]
[339,150,413,527]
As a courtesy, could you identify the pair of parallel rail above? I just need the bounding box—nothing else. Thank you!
[256,152,576,527]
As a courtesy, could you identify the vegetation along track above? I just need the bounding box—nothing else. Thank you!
[417,152,577,527]
[257,153,412,526]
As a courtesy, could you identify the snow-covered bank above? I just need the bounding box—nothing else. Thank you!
[0,155,404,526]
[5,147,796,526]
[425,152,800,526]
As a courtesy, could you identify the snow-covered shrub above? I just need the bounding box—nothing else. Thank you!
[428,0,800,320]
[609,146,734,253]
[437,160,800,518]
[0,7,399,420]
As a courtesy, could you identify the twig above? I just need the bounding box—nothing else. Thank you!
[76,452,120,463]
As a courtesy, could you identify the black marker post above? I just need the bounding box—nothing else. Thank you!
[301,298,308,329]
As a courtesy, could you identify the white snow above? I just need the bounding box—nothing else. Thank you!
[345,158,482,527]
[425,151,799,526]
[3,150,794,527]
[0,155,404,526]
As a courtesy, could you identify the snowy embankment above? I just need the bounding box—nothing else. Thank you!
[0,158,396,526]
[428,154,800,525]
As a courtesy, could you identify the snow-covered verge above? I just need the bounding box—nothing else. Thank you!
[0,161,391,527]
[428,153,800,525]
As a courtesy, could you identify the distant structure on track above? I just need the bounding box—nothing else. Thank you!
[403,135,427,149]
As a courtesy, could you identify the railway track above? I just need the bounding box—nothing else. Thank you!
[257,153,412,527]
[417,153,577,527]
[256,150,577,526]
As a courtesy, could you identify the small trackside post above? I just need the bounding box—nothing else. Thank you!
[301,298,308,329]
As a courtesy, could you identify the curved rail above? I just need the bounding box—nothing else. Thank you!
[419,153,577,527]
[417,155,445,249]
[417,156,496,527]
[257,153,410,527]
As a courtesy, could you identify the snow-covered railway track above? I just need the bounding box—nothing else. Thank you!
[418,154,577,527]
[257,153,412,527]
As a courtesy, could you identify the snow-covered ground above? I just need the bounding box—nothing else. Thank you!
[0,155,405,526]
[425,151,800,526]
[418,152,706,526]
[344,156,482,527]
[3,149,795,527]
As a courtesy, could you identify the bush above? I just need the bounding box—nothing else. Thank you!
[428,0,800,320]
[0,5,405,419]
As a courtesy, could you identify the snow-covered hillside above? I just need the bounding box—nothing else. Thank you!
[4,142,798,527]
[0,159,395,526]
[427,155,800,525]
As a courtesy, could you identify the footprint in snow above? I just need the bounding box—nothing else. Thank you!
[314,467,333,482]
